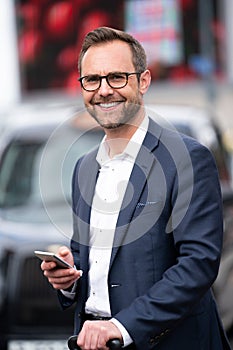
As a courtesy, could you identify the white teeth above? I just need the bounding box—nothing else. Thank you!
[99,102,118,108]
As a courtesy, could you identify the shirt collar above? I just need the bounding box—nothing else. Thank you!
[96,116,149,166]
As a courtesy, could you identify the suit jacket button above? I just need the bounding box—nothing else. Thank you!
[149,337,155,344]
[150,336,160,345]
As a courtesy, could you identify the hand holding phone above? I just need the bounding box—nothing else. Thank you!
[34,250,73,269]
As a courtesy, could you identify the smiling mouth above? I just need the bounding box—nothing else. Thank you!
[98,102,122,109]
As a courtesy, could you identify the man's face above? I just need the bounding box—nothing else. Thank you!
[80,40,148,129]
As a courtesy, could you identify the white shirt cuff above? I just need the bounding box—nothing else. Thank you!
[60,280,77,299]
[110,318,133,347]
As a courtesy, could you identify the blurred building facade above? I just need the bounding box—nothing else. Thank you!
[1,0,233,104]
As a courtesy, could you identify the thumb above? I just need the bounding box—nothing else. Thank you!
[58,246,72,261]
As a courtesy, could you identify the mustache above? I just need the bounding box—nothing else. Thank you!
[91,97,126,104]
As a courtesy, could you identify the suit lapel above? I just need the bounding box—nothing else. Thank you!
[76,151,99,271]
[78,151,100,221]
[110,118,162,267]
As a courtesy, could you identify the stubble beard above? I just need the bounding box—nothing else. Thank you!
[87,101,142,130]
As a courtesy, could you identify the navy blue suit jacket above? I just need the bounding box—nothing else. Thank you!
[59,117,230,349]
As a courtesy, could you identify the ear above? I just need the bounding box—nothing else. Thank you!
[139,69,151,95]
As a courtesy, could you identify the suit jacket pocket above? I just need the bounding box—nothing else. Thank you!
[133,200,164,218]
[125,201,164,241]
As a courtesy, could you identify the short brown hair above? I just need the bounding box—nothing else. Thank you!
[78,27,147,75]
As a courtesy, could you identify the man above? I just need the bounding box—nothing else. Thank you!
[41,27,230,349]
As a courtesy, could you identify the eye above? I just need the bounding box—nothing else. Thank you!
[84,75,100,83]
[108,73,126,82]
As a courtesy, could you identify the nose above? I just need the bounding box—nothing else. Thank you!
[97,77,113,96]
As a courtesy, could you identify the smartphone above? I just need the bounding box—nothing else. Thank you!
[34,250,73,269]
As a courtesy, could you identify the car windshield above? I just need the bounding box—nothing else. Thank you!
[0,123,104,223]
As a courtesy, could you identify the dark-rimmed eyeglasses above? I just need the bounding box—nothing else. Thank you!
[78,72,142,92]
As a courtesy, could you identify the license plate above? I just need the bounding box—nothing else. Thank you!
[8,340,68,350]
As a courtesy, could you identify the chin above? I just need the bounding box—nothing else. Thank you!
[101,122,123,129]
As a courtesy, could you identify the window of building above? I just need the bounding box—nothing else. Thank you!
[15,0,224,93]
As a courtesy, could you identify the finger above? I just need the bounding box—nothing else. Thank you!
[77,320,96,349]
[87,332,95,350]
[57,246,73,262]
[77,327,85,348]
[51,281,74,290]
[47,274,74,284]
[44,268,81,290]
[41,260,56,271]
[44,267,76,281]
[97,332,108,350]
[47,275,77,290]
[44,270,79,284]
[58,246,70,255]
[84,322,108,349]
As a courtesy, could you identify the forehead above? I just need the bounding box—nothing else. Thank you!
[81,40,134,75]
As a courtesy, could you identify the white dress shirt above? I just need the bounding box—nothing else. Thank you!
[64,116,148,346]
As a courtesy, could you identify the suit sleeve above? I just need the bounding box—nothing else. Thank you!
[57,159,82,310]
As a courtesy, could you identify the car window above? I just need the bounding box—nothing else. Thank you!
[0,140,43,208]
[169,119,231,186]
[0,124,104,223]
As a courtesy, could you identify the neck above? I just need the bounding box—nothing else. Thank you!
[105,113,145,158]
